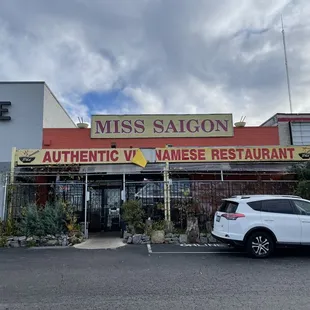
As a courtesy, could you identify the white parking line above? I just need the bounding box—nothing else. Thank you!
[180,243,225,247]
[147,243,152,254]
[149,251,243,254]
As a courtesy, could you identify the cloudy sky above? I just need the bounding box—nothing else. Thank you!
[0,0,309,125]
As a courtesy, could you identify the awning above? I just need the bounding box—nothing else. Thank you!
[79,162,294,174]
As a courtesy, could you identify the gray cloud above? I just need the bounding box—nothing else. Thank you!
[0,0,309,125]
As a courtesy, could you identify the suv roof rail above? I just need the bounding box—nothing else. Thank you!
[230,194,301,199]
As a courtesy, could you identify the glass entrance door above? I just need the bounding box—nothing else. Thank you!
[102,188,121,231]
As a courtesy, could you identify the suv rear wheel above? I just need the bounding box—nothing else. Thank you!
[246,231,275,258]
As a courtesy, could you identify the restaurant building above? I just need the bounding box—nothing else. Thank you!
[11,111,310,232]
[0,82,307,232]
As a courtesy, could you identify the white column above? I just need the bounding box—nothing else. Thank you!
[122,173,126,202]
[84,173,88,238]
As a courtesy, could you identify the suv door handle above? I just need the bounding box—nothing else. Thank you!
[264,219,274,222]
[301,220,310,223]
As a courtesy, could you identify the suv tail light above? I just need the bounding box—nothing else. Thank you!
[222,213,245,220]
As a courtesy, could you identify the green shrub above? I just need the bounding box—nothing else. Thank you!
[152,220,166,231]
[40,201,66,236]
[121,200,145,233]
[0,236,7,247]
[18,200,69,237]
[0,219,4,236]
[18,203,45,237]
[295,180,310,200]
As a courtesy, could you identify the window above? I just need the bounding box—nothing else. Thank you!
[292,200,310,215]
[290,122,310,145]
[261,199,295,214]
[219,201,238,213]
[248,201,262,211]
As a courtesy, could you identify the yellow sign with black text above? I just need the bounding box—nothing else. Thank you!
[14,146,310,166]
[91,114,234,138]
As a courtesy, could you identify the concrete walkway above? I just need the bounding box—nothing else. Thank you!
[74,232,126,250]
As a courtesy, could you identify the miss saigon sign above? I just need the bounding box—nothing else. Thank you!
[91,114,233,138]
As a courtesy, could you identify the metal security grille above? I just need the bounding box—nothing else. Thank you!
[127,180,298,231]
[6,179,301,232]
[8,182,84,220]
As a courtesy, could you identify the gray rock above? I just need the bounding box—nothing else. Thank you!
[46,240,58,246]
[18,236,26,242]
[141,235,150,242]
[13,236,19,241]
[179,234,188,244]
[165,233,173,238]
[132,234,142,244]
[26,237,33,242]
[151,230,165,244]
[7,237,14,241]
[168,240,179,244]
[200,236,209,244]
[46,235,56,240]
[9,241,20,248]
[171,237,179,242]
[207,234,217,243]
[69,236,79,245]
[172,234,180,238]
[200,233,207,237]
[123,231,132,239]
[187,230,199,244]
[40,238,47,245]
[127,237,133,244]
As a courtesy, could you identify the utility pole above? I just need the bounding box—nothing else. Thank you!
[281,15,293,114]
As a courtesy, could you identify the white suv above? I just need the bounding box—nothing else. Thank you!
[211,195,310,258]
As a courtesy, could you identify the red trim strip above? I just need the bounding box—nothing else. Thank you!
[278,118,310,122]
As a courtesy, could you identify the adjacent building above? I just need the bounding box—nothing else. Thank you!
[0,82,76,218]
[261,113,310,146]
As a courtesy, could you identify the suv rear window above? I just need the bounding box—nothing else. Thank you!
[219,201,238,213]
[248,201,262,211]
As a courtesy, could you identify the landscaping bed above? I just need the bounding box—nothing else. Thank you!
[0,200,84,248]
[123,232,217,245]
[2,233,85,248]
[121,200,217,245]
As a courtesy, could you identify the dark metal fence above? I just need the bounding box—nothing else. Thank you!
[128,180,299,231]
[6,179,300,232]
[7,181,84,220]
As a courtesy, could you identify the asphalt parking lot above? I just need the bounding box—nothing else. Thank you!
[1,244,310,310]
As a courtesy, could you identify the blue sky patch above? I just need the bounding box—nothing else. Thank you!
[82,90,123,112]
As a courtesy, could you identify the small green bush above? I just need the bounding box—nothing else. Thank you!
[40,201,66,236]
[152,220,166,231]
[121,200,145,233]
[18,200,72,237]
[0,236,7,247]
[19,203,45,237]
[295,180,310,200]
